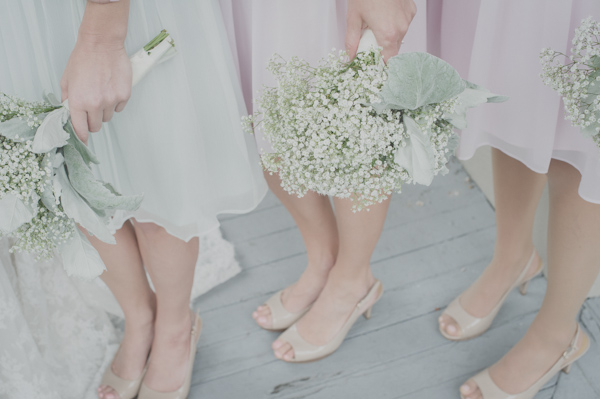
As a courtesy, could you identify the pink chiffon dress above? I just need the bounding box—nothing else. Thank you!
[428,0,600,203]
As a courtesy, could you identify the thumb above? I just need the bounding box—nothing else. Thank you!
[60,80,68,103]
[70,108,90,145]
[345,12,363,60]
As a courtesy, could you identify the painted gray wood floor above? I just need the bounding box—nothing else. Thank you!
[189,159,600,399]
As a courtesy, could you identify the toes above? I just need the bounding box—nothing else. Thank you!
[282,346,295,362]
[102,387,121,399]
[460,380,481,399]
[272,339,284,350]
[441,315,461,337]
[254,305,272,327]
[273,342,294,361]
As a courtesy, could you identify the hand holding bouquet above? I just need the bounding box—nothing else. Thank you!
[245,30,506,211]
[0,30,176,279]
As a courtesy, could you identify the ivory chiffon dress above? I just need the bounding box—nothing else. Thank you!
[428,0,600,203]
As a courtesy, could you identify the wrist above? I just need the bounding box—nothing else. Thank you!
[77,30,126,51]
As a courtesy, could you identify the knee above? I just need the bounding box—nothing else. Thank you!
[132,219,166,238]
[548,159,581,192]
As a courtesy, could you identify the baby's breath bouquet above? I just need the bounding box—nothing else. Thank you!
[245,30,506,210]
[541,17,600,148]
[0,30,176,279]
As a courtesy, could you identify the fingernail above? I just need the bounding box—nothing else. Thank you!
[272,340,283,349]
[447,324,457,334]
[460,384,470,393]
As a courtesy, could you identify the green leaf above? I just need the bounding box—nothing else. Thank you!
[60,229,106,280]
[55,164,116,244]
[0,193,35,234]
[65,121,99,165]
[63,145,143,211]
[444,81,508,129]
[40,150,61,213]
[0,114,48,142]
[380,52,466,111]
[32,107,69,153]
[395,116,437,186]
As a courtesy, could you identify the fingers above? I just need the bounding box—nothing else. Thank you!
[345,11,364,60]
[87,108,103,133]
[102,106,115,123]
[115,99,128,113]
[70,108,90,144]
[373,26,405,63]
[60,79,68,103]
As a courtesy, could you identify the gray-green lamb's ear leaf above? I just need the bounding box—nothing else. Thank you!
[444,81,509,129]
[0,193,35,234]
[0,113,49,142]
[380,52,466,111]
[32,107,70,153]
[63,144,143,211]
[65,121,99,165]
[395,116,437,186]
[463,81,509,103]
[56,164,116,244]
[60,228,106,280]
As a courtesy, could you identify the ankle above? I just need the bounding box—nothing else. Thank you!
[489,247,537,277]
[327,265,375,294]
[527,321,578,351]
[123,305,156,333]
[153,311,193,342]
[306,252,337,274]
[492,242,536,266]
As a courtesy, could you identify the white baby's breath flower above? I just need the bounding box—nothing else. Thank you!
[245,48,458,211]
[541,16,600,148]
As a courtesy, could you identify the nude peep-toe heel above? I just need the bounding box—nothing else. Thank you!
[99,358,148,399]
[440,251,543,341]
[138,311,202,399]
[463,324,590,399]
[276,280,384,363]
[257,289,311,332]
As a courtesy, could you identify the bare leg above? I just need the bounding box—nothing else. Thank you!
[440,149,547,336]
[273,196,389,360]
[89,222,156,399]
[253,172,339,329]
[132,221,199,392]
[461,160,600,398]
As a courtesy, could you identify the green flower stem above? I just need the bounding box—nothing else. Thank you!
[143,29,169,52]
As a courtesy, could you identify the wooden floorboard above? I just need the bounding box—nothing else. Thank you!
[190,159,600,399]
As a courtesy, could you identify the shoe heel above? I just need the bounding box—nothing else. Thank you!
[364,306,373,320]
[562,363,573,374]
[519,280,530,295]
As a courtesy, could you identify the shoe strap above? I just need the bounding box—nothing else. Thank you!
[471,369,512,398]
[512,251,539,288]
[356,280,383,312]
[442,296,483,335]
[265,290,308,330]
[562,324,582,360]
